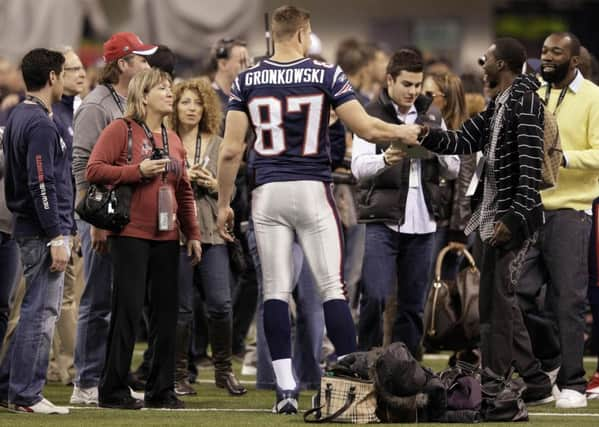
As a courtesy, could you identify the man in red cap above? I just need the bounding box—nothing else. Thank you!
[70,32,156,409]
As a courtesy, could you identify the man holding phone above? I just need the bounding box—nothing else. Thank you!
[351,49,459,354]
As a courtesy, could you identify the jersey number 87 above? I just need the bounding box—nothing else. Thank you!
[248,94,324,157]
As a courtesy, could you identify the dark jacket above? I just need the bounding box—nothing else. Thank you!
[421,74,544,245]
[356,90,445,224]
[3,102,75,239]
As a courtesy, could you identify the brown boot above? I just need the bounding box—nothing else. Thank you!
[174,323,197,396]
[209,317,247,396]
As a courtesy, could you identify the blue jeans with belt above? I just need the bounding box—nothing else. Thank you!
[0,237,65,406]
[358,223,434,355]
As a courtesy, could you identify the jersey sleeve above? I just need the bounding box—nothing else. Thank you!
[328,65,357,108]
[226,76,246,113]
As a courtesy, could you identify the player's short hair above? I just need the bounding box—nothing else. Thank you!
[494,37,527,74]
[271,5,310,41]
[386,49,423,80]
[21,48,65,92]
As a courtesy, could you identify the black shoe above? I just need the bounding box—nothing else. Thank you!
[98,395,143,410]
[523,378,554,406]
[145,394,185,409]
[272,387,299,415]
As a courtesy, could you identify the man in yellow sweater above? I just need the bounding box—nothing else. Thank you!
[517,32,599,409]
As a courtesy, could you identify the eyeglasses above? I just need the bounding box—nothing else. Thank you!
[425,91,445,98]
[64,66,84,73]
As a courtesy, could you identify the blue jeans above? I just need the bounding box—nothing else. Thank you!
[249,220,324,390]
[0,237,64,406]
[358,224,434,354]
[0,233,20,344]
[195,244,233,319]
[74,220,113,388]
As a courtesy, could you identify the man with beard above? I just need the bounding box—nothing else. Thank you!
[403,38,553,405]
[516,32,599,409]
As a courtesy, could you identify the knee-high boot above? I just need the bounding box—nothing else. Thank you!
[209,316,247,396]
[174,322,197,396]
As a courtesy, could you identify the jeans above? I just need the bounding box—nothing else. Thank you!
[0,232,20,344]
[0,237,64,406]
[249,220,324,390]
[195,244,234,319]
[517,209,591,392]
[74,220,113,388]
[358,224,434,354]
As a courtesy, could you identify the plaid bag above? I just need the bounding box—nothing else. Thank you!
[304,371,379,424]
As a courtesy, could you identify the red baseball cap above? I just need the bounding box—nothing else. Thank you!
[103,32,158,63]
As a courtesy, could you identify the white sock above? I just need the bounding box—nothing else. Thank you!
[272,358,297,391]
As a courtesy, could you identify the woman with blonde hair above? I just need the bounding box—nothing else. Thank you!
[169,77,247,396]
[87,68,201,409]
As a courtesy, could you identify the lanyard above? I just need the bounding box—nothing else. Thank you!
[104,84,125,114]
[139,121,169,155]
[25,95,50,115]
[544,84,568,114]
[194,132,202,165]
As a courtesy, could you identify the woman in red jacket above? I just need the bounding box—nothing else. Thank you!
[86,68,201,410]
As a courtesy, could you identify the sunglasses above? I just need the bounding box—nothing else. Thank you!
[425,91,445,99]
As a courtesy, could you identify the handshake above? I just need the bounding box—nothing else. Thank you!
[383,124,430,166]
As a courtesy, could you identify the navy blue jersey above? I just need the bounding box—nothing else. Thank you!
[228,57,356,186]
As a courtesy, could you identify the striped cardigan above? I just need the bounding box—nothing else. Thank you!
[421,74,545,243]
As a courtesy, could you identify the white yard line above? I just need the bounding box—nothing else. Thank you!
[65,406,599,416]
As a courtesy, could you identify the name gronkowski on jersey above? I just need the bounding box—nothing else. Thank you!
[227,57,356,186]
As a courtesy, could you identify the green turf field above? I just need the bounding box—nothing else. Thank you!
[2,349,599,426]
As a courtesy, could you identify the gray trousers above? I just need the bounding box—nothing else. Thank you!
[516,209,590,393]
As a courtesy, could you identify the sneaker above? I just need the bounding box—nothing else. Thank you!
[586,371,599,398]
[13,398,69,414]
[98,395,143,410]
[70,386,98,405]
[555,388,587,409]
[272,388,299,415]
[130,388,144,401]
[175,379,197,396]
[545,366,560,386]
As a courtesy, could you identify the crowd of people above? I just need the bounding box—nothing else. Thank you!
[0,3,599,417]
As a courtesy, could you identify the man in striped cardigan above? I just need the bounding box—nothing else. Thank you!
[404,38,553,405]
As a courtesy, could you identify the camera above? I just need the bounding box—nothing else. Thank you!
[151,147,167,160]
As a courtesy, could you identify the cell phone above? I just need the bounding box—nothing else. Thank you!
[390,141,432,159]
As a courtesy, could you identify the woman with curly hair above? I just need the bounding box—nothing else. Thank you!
[169,78,247,396]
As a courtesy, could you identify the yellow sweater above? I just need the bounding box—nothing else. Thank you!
[539,76,599,211]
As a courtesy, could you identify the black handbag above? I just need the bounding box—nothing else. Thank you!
[76,119,133,233]
[227,237,247,275]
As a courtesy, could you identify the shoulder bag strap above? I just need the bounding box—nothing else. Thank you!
[304,385,357,423]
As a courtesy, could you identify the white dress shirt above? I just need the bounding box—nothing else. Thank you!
[351,103,460,234]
